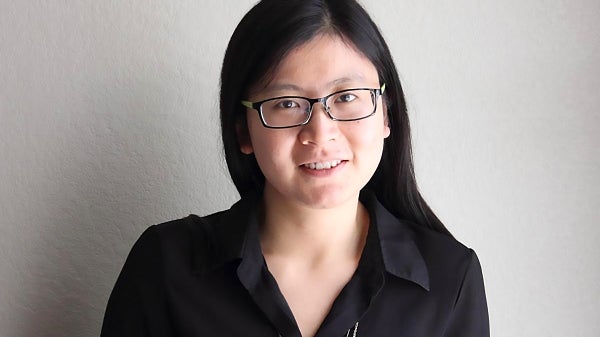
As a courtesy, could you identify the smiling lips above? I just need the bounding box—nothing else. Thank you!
[302,159,343,170]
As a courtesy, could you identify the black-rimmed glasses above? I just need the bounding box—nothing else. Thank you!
[241,84,385,129]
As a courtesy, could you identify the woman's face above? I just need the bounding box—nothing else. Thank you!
[240,34,390,209]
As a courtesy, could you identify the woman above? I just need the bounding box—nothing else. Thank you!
[101,0,489,336]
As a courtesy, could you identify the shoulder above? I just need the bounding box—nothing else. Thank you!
[402,220,486,305]
[133,200,252,274]
[366,193,483,293]
[139,208,234,259]
[405,220,476,271]
[367,193,476,273]
[401,223,490,334]
[149,210,229,248]
[120,215,211,276]
[101,209,245,336]
[150,198,252,245]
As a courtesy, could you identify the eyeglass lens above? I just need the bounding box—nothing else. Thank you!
[260,89,377,127]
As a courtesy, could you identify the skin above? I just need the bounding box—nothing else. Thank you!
[239,33,390,337]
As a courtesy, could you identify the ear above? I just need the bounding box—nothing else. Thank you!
[382,101,391,139]
[236,122,254,154]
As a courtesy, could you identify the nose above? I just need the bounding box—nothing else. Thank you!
[298,102,340,145]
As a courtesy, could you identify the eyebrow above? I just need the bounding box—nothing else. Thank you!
[260,74,368,96]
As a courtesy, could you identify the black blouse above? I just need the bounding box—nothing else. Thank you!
[101,193,489,336]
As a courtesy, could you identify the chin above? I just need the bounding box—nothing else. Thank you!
[296,188,359,210]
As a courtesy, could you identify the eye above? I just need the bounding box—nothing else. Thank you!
[276,100,300,109]
[335,92,358,103]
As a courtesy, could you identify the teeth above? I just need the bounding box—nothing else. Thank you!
[303,160,342,170]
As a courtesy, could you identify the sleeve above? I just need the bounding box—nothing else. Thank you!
[444,249,490,337]
[100,226,173,337]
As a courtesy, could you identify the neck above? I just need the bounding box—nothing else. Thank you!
[259,187,369,264]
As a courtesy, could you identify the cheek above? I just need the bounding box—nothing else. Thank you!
[353,132,385,155]
[247,123,296,168]
[348,115,389,146]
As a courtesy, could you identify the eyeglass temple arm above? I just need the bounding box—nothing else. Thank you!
[241,100,258,109]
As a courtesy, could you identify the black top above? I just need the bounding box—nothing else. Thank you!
[101,193,489,337]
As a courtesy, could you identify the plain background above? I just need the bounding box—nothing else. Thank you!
[1,0,598,336]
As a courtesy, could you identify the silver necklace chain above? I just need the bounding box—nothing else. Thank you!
[277,321,359,337]
[279,322,358,337]
[345,322,359,337]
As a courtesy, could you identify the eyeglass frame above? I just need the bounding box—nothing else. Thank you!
[241,84,386,129]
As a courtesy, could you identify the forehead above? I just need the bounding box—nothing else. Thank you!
[253,34,379,96]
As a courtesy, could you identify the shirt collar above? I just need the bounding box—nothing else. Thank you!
[360,191,430,291]
[191,191,430,291]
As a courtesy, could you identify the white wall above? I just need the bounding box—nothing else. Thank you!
[1,0,598,336]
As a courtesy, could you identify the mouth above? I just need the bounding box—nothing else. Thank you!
[302,160,344,170]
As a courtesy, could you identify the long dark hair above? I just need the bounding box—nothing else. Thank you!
[220,0,451,236]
